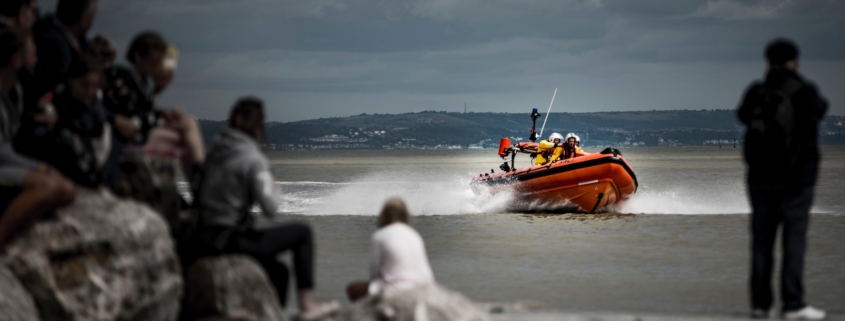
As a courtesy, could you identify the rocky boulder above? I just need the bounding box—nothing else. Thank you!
[338,283,489,321]
[0,265,39,321]
[0,190,183,321]
[182,255,288,321]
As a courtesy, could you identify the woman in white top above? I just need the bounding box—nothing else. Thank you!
[346,198,435,301]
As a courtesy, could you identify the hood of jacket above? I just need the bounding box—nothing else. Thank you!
[206,127,261,164]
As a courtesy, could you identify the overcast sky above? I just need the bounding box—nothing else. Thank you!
[42,0,844,122]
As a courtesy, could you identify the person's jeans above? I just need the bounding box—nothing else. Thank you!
[749,184,813,312]
[193,222,315,307]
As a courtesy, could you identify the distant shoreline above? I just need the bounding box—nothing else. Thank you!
[198,110,845,149]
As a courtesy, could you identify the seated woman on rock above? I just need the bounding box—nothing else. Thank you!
[191,97,338,320]
[101,31,204,181]
[22,55,121,189]
[0,28,76,249]
[346,198,435,301]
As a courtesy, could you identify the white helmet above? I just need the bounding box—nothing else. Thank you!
[564,132,576,141]
[574,134,581,143]
[549,132,563,142]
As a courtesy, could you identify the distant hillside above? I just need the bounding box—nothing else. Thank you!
[198,110,845,150]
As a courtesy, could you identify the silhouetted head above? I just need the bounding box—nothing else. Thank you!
[56,0,97,34]
[89,34,116,69]
[229,97,265,141]
[126,31,167,78]
[377,198,410,228]
[0,28,35,74]
[765,38,799,70]
[0,0,38,31]
[67,55,102,105]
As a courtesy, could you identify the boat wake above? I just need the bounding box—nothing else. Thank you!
[187,178,829,216]
[281,170,517,216]
[614,183,752,214]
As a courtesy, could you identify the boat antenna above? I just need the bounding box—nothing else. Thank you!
[538,88,557,138]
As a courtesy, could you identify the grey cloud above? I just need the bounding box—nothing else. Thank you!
[34,0,845,121]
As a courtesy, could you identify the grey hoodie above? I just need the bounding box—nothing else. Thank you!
[195,127,278,227]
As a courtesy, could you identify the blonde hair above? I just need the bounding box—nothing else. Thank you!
[162,44,179,70]
[378,198,410,227]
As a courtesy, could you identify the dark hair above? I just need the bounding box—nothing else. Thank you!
[229,97,264,126]
[0,0,34,17]
[88,34,115,58]
[68,54,102,79]
[0,28,26,67]
[126,31,166,64]
[56,0,96,26]
[765,38,799,66]
[377,198,410,227]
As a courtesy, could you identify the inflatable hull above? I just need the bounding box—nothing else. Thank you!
[471,148,637,213]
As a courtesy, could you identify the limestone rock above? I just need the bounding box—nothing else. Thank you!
[338,283,489,321]
[182,255,287,321]
[0,190,183,321]
[0,265,40,321]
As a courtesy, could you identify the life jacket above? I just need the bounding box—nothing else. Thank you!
[540,144,558,159]
[562,145,577,159]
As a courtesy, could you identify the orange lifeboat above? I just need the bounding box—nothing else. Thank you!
[471,146,637,213]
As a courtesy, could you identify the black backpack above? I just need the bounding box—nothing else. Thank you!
[744,79,803,165]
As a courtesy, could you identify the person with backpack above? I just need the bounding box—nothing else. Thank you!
[737,38,828,320]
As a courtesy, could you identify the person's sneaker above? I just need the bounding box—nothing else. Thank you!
[783,306,826,320]
[751,308,771,319]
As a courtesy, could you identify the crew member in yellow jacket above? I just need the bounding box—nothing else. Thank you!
[534,132,564,165]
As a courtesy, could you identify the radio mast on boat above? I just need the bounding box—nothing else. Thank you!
[538,88,557,138]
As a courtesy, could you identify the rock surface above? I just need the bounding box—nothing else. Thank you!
[182,255,288,321]
[0,265,40,321]
[0,190,183,321]
[338,283,489,321]
[112,155,187,237]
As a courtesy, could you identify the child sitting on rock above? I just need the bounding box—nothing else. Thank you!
[346,198,435,301]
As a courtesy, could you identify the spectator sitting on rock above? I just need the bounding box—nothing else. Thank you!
[0,28,76,249]
[24,55,121,188]
[15,0,97,162]
[28,0,96,100]
[191,97,338,320]
[102,31,204,181]
[88,34,115,69]
[346,198,435,302]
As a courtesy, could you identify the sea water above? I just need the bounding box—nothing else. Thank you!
[262,146,845,315]
[270,146,845,215]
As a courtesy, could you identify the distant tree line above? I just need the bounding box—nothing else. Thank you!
[197,111,845,149]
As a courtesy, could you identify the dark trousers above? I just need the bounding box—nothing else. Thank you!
[749,184,813,312]
[193,222,315,307]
